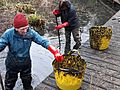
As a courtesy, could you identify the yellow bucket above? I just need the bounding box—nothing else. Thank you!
[89,26,112,50]
[52,50,86,90]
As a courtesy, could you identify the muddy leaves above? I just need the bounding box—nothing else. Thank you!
[52,50,86,78]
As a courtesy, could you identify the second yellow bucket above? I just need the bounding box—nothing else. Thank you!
[89,26,112,50]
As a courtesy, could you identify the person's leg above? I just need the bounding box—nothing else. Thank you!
[72,28,81,49]
[5,53,19,90]
[64,29,71,54]
[20,59,33,90]
[5,68,18,90]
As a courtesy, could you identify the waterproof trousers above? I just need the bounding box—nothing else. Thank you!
[5,53,33,90]
[64,28,81,54]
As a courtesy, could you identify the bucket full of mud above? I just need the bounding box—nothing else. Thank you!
[89,26,112,50]
[52,50,86,90]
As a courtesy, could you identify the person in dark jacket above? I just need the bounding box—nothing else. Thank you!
[53,0,81,54]
[0,13,63,90]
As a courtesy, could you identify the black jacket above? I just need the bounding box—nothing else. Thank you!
[59,0,80,29]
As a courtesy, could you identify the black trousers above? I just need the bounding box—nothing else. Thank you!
[5,53,33,90]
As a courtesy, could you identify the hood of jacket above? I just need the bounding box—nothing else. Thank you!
[59,0,71,10]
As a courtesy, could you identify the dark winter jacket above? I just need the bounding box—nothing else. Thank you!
[0,27,51,64]
[59,0,80,29]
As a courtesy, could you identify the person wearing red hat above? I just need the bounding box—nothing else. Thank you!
[0,13,63,90]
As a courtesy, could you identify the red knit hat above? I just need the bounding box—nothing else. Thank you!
[14,13,28,29]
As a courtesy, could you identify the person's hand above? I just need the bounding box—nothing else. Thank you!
[55,24,64,30]
[52,9,60,16]
[48,45,64,62]
[54,51,64,62]
[55,22,69,30]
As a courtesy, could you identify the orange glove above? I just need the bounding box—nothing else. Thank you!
[55,22,69,30]
[48,45,64,62]
[52,10,61,16]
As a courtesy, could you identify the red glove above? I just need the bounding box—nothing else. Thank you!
[48,45,64,62]
[52,9,60,16]
[55,22,69,30]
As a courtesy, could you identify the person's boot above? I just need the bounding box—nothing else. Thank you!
[5,70,18,90]
[24,86,33,90]
[5,86,13,90]
[21,75,33,90]
[73,43,81,49]
[64,49,71,55]
[64,44,71,55]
